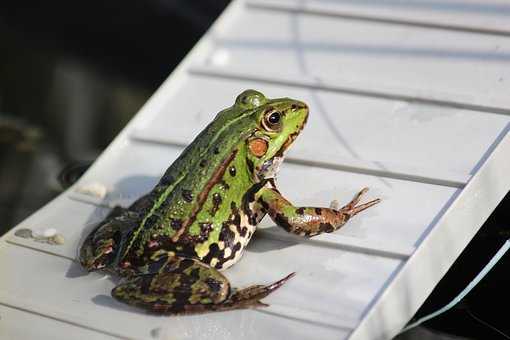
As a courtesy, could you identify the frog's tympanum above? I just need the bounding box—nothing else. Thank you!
[80,90,380,315]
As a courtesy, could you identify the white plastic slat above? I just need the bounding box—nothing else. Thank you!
[247,0,510,35]
[130,75,509,186]
[0,305,119,340]
[4,194,111,262]
[197,4,510,113]
[0,236,397,338]
[189,65,510,117]
[348,128,510,340]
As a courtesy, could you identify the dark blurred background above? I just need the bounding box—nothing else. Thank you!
[0,0,229,228]
[0,2,508,339]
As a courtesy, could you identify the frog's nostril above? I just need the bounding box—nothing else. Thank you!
[290,103,308,114]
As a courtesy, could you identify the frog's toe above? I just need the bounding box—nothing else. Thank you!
[347,198,381,216]
[222,272,296,309]
[340,187,380,215]
[341,187,369,210]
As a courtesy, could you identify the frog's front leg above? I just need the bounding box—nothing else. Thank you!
[258,186,380,237]
[112,253,294,315]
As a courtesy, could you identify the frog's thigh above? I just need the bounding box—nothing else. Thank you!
[112,257,230,314]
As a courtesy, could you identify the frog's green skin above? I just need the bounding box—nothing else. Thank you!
[79,90,380,315]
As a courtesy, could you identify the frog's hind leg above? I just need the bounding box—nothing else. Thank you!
[111,254,293,315]
[112,256,228,314]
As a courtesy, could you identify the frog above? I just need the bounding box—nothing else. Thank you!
[79,89,380,315]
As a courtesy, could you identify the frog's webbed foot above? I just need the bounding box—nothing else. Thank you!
[338,187,381,217]
[111,254,294,315]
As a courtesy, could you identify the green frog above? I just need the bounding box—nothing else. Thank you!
[79,90,380,315]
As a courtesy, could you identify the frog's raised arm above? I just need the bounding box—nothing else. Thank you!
[256,185,380,237]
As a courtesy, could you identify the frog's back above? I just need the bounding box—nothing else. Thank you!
[79,90,308,274]
[121,99,262,269]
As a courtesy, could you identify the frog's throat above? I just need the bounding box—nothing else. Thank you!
[253,121,302,180]
[258,156,284,180]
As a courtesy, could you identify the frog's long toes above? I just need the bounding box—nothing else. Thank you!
[254,301,270,308]
[229,272,296,304]
[341,187,380,213]
[252,272,296,300]
[342,188,365,210]
[347,198,381,216]
[267,272,296,292]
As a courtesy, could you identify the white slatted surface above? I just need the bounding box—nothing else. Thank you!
[1,1,509,339]
[248,0,510,35]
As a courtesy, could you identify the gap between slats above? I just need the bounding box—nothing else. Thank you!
[130,134,468,189]
[246,0,510,38]
[0,291,132,340]
[188,66,510,116]
[4,189,413,263]
[64,193,414,259]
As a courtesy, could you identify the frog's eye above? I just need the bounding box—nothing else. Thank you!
[262,111,282,131]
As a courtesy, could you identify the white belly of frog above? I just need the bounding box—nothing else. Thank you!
[259,156,284,179]
[211,213,257,271]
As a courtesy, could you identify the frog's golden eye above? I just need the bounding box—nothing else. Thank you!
[262,111,282,131]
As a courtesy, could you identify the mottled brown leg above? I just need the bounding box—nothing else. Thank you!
[257,187,380,237]
[111,253,294,315]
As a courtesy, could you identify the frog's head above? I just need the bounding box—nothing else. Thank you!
[79,223,121,272]
[236,90,309,180]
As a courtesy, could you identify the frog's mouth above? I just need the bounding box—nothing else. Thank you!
[254,123,302,180]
